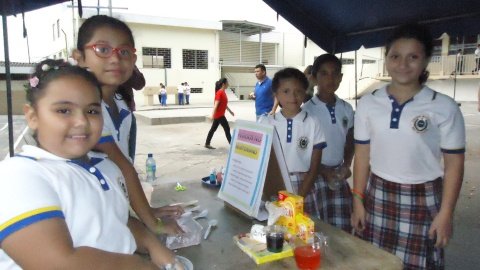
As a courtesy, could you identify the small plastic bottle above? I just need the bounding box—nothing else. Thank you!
[209,168,217,184]
[146,153,156,183]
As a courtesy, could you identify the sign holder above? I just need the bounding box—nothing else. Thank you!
[218,120,291,220]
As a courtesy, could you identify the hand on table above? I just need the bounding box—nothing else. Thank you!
[153,205,184,219]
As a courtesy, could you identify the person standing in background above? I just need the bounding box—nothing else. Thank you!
[205,78,234,149]
[252,64,278,120]
[159,83,167,107]
[184,82,191,105]
[474,44,480,74]
[177,83,184,105]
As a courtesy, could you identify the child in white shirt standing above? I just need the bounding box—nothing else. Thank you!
[303,54,354,232]
[259,67,326,216]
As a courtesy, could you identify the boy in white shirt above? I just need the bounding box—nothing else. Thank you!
[303,54,354,232]
[259,67,326,216]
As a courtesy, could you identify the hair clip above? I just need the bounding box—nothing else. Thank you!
[29,76,39,88]
[41,64,50,71]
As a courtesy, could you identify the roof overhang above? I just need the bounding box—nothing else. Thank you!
[221,20,274,35]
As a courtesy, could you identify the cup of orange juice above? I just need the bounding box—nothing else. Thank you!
[292,233,327,269]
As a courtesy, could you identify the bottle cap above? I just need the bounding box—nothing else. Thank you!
[148,153,153,157]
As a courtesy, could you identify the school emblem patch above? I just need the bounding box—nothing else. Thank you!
[298,136,309,150]
[412,115,429,133]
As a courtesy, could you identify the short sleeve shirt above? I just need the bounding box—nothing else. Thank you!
[255,77,274,116]
[213,90,228,119]
[259,110,327,173]
[303,95,354,166]
[354,85,466,183]
[0,146,136,270]
[98,95,132,162]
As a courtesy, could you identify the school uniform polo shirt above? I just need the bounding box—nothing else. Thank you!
[303,95,354,167]
[354,85,465,184]
[98,94,132,162]
[254,77,274,116]
[0,146,136,270]
[260,110,327,173]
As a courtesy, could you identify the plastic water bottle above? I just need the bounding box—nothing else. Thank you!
[209,168,217,184]
[146,153,156,183]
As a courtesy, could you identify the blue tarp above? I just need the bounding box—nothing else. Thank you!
[263,0,480,53]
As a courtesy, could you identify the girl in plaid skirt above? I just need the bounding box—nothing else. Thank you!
[258,68,327,217]
[351,23,465,269]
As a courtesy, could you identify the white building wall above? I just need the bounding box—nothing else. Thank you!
[126,24,221,105]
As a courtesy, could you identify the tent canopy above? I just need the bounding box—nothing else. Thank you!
[1,0,69,16]
[263,0,480,53]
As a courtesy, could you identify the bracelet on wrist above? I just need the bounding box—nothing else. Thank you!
[352,192,365,203]
[351,188,365,199]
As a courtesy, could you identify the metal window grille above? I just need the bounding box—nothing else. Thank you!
[142,47,171,68]
[190,87,203,93]
[183,49,208,69]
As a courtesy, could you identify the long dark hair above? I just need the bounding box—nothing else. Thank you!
[215,78,228,93]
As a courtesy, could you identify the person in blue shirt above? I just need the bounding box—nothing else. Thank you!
[252,64,278,120]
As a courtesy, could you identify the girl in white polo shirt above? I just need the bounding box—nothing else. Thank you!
[351,24,465,269]
[259,67,327,217]
[0,59,180,269]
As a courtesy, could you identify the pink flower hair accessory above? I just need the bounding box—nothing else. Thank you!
[29,76,39,88]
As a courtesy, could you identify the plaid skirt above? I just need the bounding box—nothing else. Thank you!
[360,174,444,270]
[290,173,321,218]
[316,175,353,233]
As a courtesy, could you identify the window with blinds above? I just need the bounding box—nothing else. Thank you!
[219,32,277,65]
[142,47,171,68]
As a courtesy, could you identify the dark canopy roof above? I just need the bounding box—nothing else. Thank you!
[263,0,480,53]
[1,0,69,16]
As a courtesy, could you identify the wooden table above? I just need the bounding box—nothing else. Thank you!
[152,180,403,270]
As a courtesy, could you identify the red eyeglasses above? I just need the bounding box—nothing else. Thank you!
[84,44,136,59]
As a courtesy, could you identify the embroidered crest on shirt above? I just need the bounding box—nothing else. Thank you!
[412,115,429,133]
[298,136,309,150]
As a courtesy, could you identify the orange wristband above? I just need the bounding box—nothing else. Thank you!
[351,188,365,199]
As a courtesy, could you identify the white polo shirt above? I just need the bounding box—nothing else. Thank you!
[303,95,354,166]
[98,94,132,162]
[259,110,327,173]
[177,85,184,94]
[0,146,136,270]
[354,85,466,184]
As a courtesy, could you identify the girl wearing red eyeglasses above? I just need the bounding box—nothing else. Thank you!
[73,15,185,270]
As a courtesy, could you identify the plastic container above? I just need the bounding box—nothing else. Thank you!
[146,153,156,183]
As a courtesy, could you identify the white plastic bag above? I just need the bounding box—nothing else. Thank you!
[166,213,203,249]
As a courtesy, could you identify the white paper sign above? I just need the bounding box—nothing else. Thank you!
[218,120,273,218]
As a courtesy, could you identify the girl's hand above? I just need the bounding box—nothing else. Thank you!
[153,205,184,219]
[351,200,366,232]
[428,210,453,248]
[157,218,184,235]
